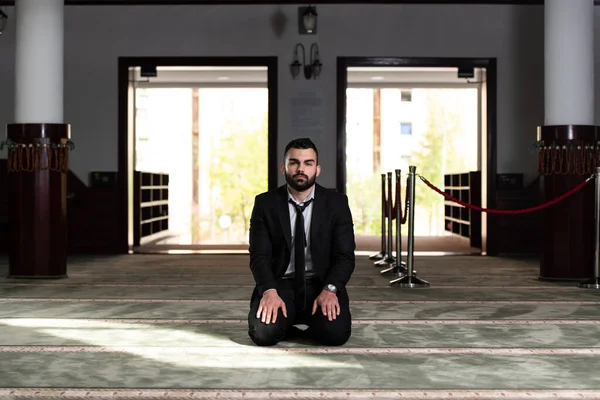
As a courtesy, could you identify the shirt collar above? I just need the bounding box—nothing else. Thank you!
[287,185,315,206]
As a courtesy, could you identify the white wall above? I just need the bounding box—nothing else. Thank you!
[0,3,580,187]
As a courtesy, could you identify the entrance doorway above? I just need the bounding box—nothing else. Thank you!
[336,58,497,255]
[118,57,278,254]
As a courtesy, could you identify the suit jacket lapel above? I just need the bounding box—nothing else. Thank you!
[310,184,325,250]
[276,185,292,249]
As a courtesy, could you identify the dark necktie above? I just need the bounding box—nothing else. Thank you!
[290,198,313,311]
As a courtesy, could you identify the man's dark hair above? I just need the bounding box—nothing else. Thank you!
[284,138,319,164]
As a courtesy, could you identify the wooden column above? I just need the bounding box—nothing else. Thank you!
[6,123,70,278]
[538,125,599,280]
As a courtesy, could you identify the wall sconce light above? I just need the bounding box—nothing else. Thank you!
[0,9,8,35]
[298,5,317,35]
[290,43,323,80]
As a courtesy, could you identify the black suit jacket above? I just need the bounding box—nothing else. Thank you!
[248,183,356,301]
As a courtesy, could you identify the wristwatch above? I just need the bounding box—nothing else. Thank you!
[324,284,337,293]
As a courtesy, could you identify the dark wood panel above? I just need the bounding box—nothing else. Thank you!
[67,169,121,254]
[67,185,121,254]
[0,159,121,255]
[494,182,541,256]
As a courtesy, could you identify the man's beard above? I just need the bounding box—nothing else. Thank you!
[285,172,316,192]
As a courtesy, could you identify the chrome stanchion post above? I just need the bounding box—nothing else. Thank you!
[578,167,600,289]
[390,165,429,288]
[375,172,396,267]
[382,169,408,275]
[370,173,386,261]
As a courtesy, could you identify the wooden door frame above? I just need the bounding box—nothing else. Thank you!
[336,56,497,254]
[117,56,278,253]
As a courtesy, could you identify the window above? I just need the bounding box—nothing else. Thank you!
[400,122,412,135]
[401,90,412,102]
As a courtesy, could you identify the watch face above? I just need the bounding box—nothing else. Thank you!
[326,284,337,293]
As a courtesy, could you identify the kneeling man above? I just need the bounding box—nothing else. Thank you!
[247,138,356,346]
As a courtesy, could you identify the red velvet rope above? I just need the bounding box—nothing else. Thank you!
[418,174,594,215]
[385,179,409,224]
[401,178,409,224]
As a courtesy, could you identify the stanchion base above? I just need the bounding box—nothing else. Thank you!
[577,277,600,289]
[369,251,385,261]
[380,266,394,275]
[381,262,409,275]
[374,256,395,267]
[389,274,430,288]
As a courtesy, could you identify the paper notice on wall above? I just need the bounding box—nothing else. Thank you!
[290,91,325,138]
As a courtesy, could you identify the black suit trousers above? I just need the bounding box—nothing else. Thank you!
[248,277,352,346]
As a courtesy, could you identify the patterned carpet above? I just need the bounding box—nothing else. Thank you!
[0,253,600,399]
[142,235,479,254]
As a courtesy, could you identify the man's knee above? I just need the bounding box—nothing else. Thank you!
[248,322,286,346]
[315,325,351,346]
[310,299,352,346]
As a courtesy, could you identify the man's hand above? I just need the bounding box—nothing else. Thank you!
[256,290,287,324]
[312,290,340,321]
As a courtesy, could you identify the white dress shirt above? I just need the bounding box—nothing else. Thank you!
[284,185,315,277]
[263,185,315,294]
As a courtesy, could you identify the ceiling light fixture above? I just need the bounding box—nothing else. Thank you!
[299,5,317,35]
